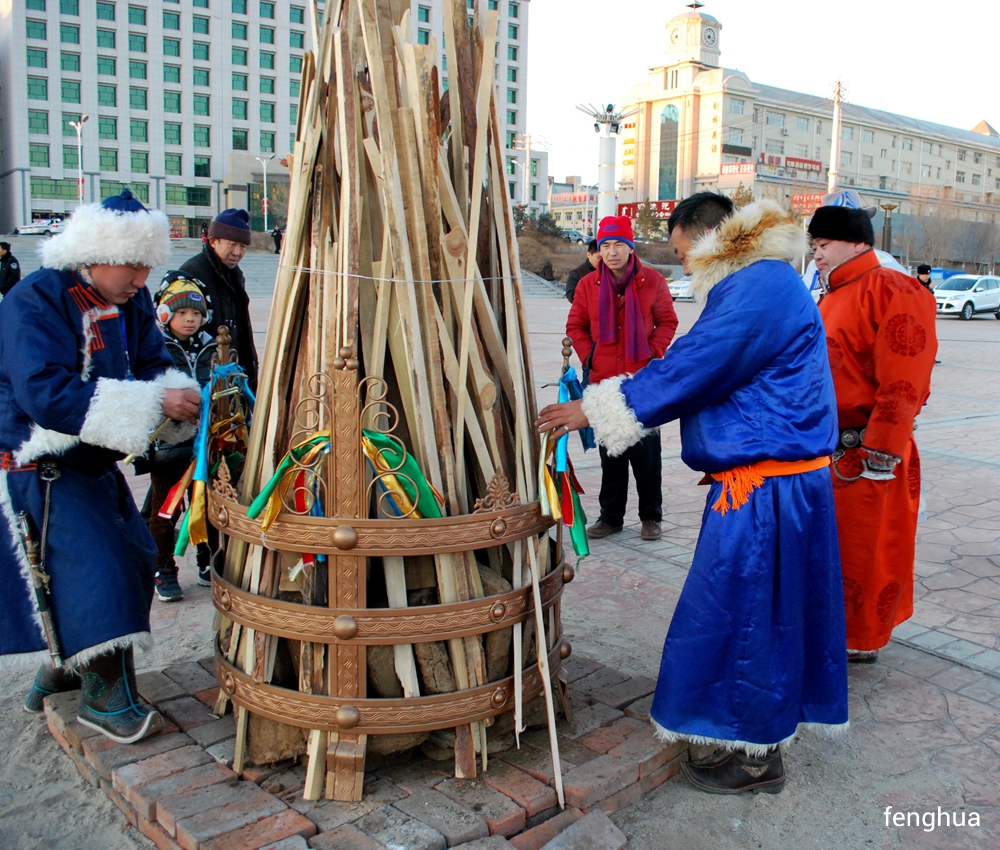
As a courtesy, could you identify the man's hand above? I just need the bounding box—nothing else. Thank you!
[535,399,589,436]
[161,388,202,424]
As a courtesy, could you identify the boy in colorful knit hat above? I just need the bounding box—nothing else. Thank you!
[145,272,218,601]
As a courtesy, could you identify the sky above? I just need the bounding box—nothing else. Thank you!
[526,0,1000,185]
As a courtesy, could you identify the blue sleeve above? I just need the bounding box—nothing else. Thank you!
[621,262,813,428]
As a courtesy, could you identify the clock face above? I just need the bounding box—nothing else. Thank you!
[670,28,682,45]
[703,27,717,47]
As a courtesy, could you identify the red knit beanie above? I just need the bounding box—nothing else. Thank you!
[596,216,635,250]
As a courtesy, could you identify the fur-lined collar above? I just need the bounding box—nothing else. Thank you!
[685,200,807,301]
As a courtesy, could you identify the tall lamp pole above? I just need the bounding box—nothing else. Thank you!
[255,154,275,231]
[880,203,898,254]
[576,103,637,222]
[68,114,89,204]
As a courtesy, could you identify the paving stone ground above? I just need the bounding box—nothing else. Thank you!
[2,252,1000,849]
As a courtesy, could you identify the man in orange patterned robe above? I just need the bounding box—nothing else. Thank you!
[810,205,937,662]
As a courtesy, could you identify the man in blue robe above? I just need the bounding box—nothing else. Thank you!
[0,190,201,743]
[537,193,848,793]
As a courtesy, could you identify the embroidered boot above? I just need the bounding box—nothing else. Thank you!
[681,747,785,794]
[76,645,164,744]
[23,664,82,714]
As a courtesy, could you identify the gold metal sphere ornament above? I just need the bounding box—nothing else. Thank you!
[346,358,360,371]
[339,346,353,359]
[222,673,236,695]
[215,505,230,528]
[218,588,232,611]
[491,688,507,708]
[333,614,358,640]
[559,641,572,660]
[562,564,575,584]
[490,518,507,539]
[331,356,347,371]
[332,525,359,550]
[489,602,506,622]
[336,705,361,729]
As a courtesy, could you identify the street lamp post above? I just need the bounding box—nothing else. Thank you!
[255,154,275,232]
[68,114,89,204]
[880,203,898,254]
[575,103,637,221]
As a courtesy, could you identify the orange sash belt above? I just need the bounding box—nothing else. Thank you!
[710,457,831,515]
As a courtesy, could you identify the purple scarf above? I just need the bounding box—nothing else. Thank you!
[597,256,650,363]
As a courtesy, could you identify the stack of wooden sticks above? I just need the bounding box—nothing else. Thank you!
[211,0,564,803]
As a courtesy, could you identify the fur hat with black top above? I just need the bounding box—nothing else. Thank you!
[916,263,932,275]
[596,215,635,250]
[208,208,252,246]
[153,270,212,328]
[807,205,875,247]
[40,188,171,270]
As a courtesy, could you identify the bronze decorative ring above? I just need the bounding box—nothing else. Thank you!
[215,506,230,528]
[218,589,232,611]
[491,688,507,708]
[489,602,506,622]
[336,705,361,729]
[223,673,236,695]
[490,519,507,538]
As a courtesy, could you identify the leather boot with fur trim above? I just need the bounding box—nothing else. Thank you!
[76,646,164,744]
[681,747,785,794]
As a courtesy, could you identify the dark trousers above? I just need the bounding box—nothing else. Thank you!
[148,470,217,573]
[598,430,662,526]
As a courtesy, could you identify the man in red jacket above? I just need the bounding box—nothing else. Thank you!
[566,215,678,540]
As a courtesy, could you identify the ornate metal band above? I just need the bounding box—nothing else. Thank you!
[209,491,555,556]
[216,639,566,735]
[212,563,572,645]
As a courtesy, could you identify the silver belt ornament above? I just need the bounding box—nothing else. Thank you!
[831,427,900,483]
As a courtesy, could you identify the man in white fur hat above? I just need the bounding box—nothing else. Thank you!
[0,189,201,743]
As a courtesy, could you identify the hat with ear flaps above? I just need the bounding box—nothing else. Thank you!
[39,189,172,271]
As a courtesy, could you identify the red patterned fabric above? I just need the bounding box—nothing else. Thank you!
[820,250,938,650]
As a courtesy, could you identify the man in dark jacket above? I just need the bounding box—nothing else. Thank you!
[0,242,21,296]
[180,209,259,390]
[565,240,600,304]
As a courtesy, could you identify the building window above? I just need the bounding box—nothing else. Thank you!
[99,148,118,172]
[164,65,181,83]
[29,110,49,134]
[63,146,78,168]
[417,5,429,22]
[508,24,518,39]
[194,156,210,177]
[192,95,209,116]
[507,67,517,83]
[164,91,181,113]
[128,5,145,24]
[506,131,516,148]
[165,185,186,204]
[260,131,275,152]
[94,28,115,48]
[901,138,913,151]
[290,30,304,48]
[920,164,932,178]
[165,153,182,174]
[97,56,116,75]
[796,117,809,132]
[507,110,517,125]
[840,151,852,166]
[290,55,302,72]
[60,24,80,44]
[260,26,274,43]
[61,80,80,103]
[62,113,81,136]
[972,173,982,186]
[164,38,181,56]
[765,139,784,155]
[957,149,967,161]
[131,151,148,173]
[163,11,180,29]
[233,128,248,150]
[955,170,966,183]
[60,0,79,11]
[129,60,146,79]
[260,1,274,18]
[794,143,808,157]
[841,125,854,141]
[260,102,275,123]
[862,154,873,168]
[974,151,983,164]
[192,42,209,60]
[232,47,248,65]
[98,116,117,139]
[880,148,887,158]
[97,84,116,107]
[232,73,248,91]
[291,4,305,22]
[27,48,47,69]
[233,22,247,39]
[233,99,248,120]
[507,45,518,61]
[130,118,147,141]
[29,144,50,167]
[193,16,209,34]
[27,0,45,9]
[290,79,300,97]
[530,183,537,201]
[506,89,517,104]
[193,68,209,87]
[509,2,518,17]
[232,0,246,13]
[921,140,932,154]
[260,51,275,69]
[26,19,47,40]
[766,112,785,128]
[729,129,744,144]
[289,104,297,124]
[260,76,275,94]
[193,125,210,147]
[417,29,429,44]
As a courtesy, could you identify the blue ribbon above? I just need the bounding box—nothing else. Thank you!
[560,366,596,452]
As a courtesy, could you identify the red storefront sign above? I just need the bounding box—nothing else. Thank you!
[785,157,823,172]
[551,192,597,203]
[792,193,826,216]
[721,162,756,175]
[617,200,678,219]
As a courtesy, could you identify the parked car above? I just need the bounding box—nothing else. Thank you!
[933,274,1000,320]
[14,216,66,236]
[561,229,588,244]
[668,276,693,301]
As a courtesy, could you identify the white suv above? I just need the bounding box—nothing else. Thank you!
[934,275,1000,320]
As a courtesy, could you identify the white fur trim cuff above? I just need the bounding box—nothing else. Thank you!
[651,718,850,759]
[14,425,80,465]
[581,375,651,458]
[66,632,154,668]
[79,377,165,456]
[40,204,171,270]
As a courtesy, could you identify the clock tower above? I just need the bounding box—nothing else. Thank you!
[665,2,722,68]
